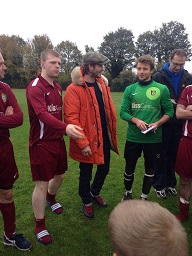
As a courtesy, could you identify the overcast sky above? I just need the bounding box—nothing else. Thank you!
[2,0,192,72]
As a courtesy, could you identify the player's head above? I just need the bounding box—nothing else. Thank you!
[169,48,187,74]
[109,200,188,256]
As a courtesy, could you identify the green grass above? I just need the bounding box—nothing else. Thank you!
[0,90,191,255]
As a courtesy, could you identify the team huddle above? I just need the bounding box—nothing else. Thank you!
[0,48,191,255]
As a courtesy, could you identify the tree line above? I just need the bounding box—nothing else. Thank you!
[0,20,191,92]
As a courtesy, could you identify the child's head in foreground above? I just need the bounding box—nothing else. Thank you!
[109,199,188,256]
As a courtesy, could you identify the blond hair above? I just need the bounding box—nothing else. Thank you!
[109,200,188,256]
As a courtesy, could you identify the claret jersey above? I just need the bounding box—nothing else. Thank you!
[0,81,23,140]
[178,84,192,138]
[26,75,67,146]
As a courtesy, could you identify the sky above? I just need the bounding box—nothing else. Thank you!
[2,0,192,72]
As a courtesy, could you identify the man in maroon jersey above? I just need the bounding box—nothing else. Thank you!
[26,49,83,245]
[175,84,192,222]
[0,51,32,251]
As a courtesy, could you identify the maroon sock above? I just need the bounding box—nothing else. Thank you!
[0,202,16,238]
[176,200,189,222]
[46,192,63,214]
[35,217,52,244]
[46,192,56,204]
[35,217,46,230]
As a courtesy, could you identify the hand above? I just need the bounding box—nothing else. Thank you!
[66,124,84,139]
[148,122,158,132]
[81,145,92,157]
[135,120,148,131]
[5,106,13,116]
[171,99,177,105]
[186,105,192,111]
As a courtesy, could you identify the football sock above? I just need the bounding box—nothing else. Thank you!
[0,202,16,238]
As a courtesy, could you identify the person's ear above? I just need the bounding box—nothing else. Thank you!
[113,253,118,256]
[40,61,45,68]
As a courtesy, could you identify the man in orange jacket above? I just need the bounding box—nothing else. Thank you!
[64,52,119,219]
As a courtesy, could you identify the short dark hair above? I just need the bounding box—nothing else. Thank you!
[170,49,187,59]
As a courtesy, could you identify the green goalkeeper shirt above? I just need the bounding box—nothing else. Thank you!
[120,80,174,143]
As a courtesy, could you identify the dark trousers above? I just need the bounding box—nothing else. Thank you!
[153,123,182,190]
[79,144,110,205]
[124,141,161,195]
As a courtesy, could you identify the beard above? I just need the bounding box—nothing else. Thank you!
[91,70,102,78]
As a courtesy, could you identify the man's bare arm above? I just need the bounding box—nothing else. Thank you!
[176,104,192,120]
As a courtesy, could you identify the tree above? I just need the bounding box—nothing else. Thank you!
[0,35,26,65]
[110,70,136,92]
[156,21,192,62]
[55,40,82,73]
[0,20,191,89]
[99,27,136,78]
[25,34,53,71]
[136,21,192,64]
[84,45,95,53]
[0,34,27,87]
[135,31,157,57]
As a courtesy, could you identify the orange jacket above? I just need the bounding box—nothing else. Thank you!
[64,66,119,164]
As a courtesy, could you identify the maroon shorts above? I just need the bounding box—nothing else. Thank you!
[0,140,19,188]
[29,139,68,181]
[175,137,192,178]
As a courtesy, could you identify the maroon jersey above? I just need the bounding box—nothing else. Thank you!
[26,75,67,146]
[0,82,22,187]
[0,81,23,140]
[178,85,192,138]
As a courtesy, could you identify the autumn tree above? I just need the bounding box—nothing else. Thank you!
[25,34,53,71]
[0,34,27,87]
[0,21,191,89]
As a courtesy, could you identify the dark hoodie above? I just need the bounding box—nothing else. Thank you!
[153,62,192,123]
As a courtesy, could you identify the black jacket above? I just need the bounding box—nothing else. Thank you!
[153,68,192,101]
[153,68,192,124]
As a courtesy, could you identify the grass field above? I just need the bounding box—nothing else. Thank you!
[0,89,191,256]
